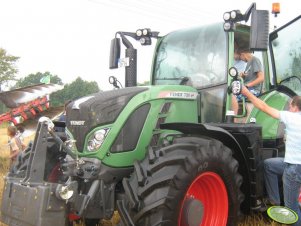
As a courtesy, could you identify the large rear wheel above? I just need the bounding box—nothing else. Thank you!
[121,136,244,226]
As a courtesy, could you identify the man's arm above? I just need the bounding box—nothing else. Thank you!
[241,86,280,119]
[246,71,264,87]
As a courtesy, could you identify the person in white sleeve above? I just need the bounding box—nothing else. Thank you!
[241,86,301,225]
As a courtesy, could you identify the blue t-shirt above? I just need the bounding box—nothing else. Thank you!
[279,111,301,164]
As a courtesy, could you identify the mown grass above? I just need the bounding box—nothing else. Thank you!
[0,122,287,226]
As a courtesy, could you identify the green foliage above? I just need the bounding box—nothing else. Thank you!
[1,66,100,110]
[50,77,100,107]
[0,48,19,89]
[0,48,19,113]
[14,71,63,88]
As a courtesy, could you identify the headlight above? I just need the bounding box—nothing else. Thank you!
[94,130,106,141]
[229,67,238,78]
[142,28,149,35]
[223,22,232,31]
[140,37,146,45]
[136,29,142,37]
[223,12,231,21]
[58,186,74,200]
[87,128,110,152]
[230,11,237,19]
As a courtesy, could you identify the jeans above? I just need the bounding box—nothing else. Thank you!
[283,163,301,225]
[264,157,301,225]
[264,157,284,205]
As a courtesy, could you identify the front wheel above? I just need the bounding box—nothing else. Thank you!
[121,137,244,226]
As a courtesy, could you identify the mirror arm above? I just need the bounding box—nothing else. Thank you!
[117,32,134,49]
[244,3,256,22]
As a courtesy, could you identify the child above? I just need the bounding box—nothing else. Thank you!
[7,125,25,166]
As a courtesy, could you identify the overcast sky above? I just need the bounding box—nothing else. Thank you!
[0,0,299,91]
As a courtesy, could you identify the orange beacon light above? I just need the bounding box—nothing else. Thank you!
[272,3,280,17]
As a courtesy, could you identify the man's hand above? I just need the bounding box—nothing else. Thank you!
[241,86,249,95]
[240,72,247,78]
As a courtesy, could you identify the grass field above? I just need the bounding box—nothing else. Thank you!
[0,122,287,226]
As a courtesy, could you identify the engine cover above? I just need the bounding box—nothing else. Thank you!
[66,87,148,151]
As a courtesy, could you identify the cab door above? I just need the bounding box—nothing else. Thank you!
[269,16,301,95]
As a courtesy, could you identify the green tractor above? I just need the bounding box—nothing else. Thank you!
[1,3,301,226]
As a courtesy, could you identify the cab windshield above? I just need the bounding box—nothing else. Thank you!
[271,16,301,95]
[153,23,227,89]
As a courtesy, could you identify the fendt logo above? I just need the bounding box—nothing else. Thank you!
[70,120,85,126]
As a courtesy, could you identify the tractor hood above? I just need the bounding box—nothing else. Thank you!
[66,87,148,151]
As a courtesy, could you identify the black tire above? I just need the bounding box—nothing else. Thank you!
[10,137,66,181]
[10,142,33,177]
[121,136,244,226]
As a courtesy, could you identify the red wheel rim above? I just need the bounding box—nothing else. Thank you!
[178,172,228,226]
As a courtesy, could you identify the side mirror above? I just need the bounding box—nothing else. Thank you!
[109,38,121,69]
[223,4,269,51]
[250,9,269,51]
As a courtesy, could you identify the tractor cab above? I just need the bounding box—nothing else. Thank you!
[230,13,301,149]
[151,4,301,125]
[152,23,228,123]
[150,4,268,123]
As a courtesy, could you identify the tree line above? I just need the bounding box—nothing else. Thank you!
[0,48,100,114]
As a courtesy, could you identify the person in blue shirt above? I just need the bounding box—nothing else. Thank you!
[241,86,301,225]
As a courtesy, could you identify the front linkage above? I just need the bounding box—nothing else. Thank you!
[0,118,113,226]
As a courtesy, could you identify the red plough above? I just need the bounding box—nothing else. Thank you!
[0,83,63,125]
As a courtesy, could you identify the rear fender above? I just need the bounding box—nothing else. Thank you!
[160,122,263,213]
[160,122,244,157]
